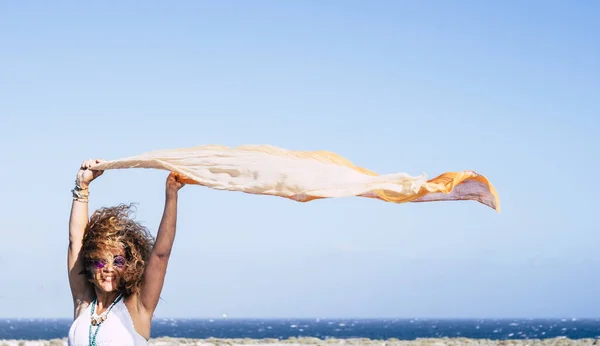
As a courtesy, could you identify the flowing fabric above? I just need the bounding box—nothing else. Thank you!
[92,144,500,212]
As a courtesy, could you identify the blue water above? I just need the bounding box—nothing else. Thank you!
[1,318,599,340]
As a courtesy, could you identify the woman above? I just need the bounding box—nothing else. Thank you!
[67,159,185,345]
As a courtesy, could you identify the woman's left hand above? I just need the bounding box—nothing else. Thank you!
[166,172,186,194]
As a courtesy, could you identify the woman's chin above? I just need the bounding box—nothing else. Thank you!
[96,281,119,293]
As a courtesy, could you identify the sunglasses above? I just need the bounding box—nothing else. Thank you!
[93,255,126,269]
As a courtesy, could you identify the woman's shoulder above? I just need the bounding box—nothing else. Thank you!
[73,298,92,320]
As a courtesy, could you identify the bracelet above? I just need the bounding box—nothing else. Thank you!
[72,179,89,201]
[72,188,89,199]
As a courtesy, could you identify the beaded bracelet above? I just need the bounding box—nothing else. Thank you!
[72,179,89,202]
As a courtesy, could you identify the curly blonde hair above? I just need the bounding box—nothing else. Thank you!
[80,203,155,296]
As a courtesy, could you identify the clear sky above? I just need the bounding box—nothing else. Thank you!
[1,1,599,319]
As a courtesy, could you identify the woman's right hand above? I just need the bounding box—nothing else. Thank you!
[76,159,105,189]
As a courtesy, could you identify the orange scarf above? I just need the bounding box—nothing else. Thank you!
[93,144,500,212]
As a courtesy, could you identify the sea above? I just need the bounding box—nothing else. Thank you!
[1,318,600,341]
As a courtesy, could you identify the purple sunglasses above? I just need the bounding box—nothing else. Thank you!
[93,255,126,269]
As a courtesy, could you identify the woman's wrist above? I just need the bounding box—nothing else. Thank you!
[166,189,179,199]
[72,178,90,203]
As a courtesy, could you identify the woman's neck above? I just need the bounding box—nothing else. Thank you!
[94,290,121,314]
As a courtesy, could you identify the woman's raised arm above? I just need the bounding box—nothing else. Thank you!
[67,159,104,318]
[137,172,185,316]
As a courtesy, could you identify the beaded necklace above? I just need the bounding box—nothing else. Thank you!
[89,293,124,346]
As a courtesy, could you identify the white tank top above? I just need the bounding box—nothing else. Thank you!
[68,298,148,345]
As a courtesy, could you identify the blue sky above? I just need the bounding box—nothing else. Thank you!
[0,1,599,319]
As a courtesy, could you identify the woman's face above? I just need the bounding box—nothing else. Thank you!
[89,248,127,293]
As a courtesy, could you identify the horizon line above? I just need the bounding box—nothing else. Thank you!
[1,316,597,320]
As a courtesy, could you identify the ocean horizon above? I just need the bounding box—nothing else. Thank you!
[2,317,599,341]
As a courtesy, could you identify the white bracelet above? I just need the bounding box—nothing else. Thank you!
[72,179,89,201]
